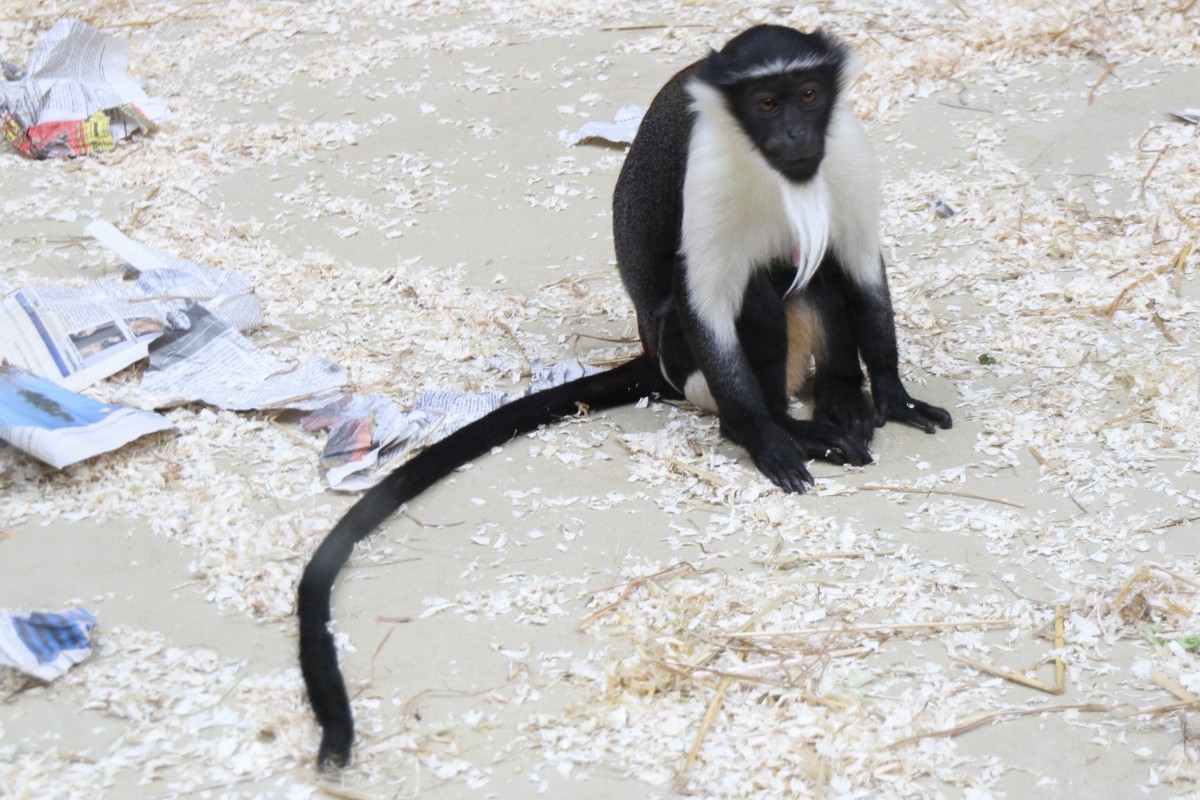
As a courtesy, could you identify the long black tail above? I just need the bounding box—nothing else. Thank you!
[297,354,669,769]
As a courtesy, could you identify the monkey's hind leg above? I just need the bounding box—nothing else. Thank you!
[784,285,874,451]
[778,294,872,466]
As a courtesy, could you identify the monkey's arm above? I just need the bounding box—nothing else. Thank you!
[819,109,948,432]
[675,287,813,491]
[696,348,816,493]
[847,270,952,432]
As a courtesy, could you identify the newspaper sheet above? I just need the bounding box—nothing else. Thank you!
[0,364,173,469]
[302,359,602,490]
[1,17,169,158]
[1,221,346,465]
[0,220,259,391]
[136,303,346,412]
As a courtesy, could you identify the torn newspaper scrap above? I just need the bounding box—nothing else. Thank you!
[563,103,645,147]
[302,359,602,490]
[301,393,435,490]
[0,363,173,469]
[1,17,169,158]
[303,390,510,491]
[0,220,345,414]
[0,607,98,682]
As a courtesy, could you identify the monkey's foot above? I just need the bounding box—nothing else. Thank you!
[813,382,875,446]
[873,383,953,433]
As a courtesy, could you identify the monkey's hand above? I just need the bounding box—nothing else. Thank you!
[735,423,815,493]
[777,417,873,467]
[872,382,953,433]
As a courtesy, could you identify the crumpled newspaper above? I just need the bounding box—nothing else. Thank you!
[303,359,605,490]
[1,17,169,158]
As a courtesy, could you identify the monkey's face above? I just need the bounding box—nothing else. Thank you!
[733,74,835,182]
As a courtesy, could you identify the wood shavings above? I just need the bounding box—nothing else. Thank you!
[950,606,1065,695]
[3,0,1200,796]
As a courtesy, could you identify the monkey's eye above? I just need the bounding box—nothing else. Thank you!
[799,86,820,105]
[755,96,779,114]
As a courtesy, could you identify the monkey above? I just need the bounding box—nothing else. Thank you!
[298,24,951,769]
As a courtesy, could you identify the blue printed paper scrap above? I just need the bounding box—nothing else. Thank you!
[0,608,98,681]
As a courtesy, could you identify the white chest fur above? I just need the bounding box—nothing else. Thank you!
[680,80,833,350]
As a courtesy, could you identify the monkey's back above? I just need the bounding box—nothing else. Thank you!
[612,63,700,359]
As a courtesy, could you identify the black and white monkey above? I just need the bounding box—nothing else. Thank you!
[298,24,951,768]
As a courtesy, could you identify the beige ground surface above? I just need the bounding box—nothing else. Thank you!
[2,2,1199,798]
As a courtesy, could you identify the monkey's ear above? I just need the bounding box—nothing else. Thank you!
[807,27,858,97]
[837,52,863,96]
[698,48,738,88]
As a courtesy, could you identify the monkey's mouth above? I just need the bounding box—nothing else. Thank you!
[775,156,821,178]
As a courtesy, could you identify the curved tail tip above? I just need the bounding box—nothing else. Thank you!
[317,726,353,770]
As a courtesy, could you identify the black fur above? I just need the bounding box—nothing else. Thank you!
[615,28,879,494]
[613,24,949,495]
[702,26,849,89]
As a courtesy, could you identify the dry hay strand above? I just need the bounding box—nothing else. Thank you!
[951,605,1066,695]
[1108,564,1200,620]
[888,702,1112,748]
[578,562,721,631]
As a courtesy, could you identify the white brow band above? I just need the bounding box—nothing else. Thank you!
[727,55,832,82]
